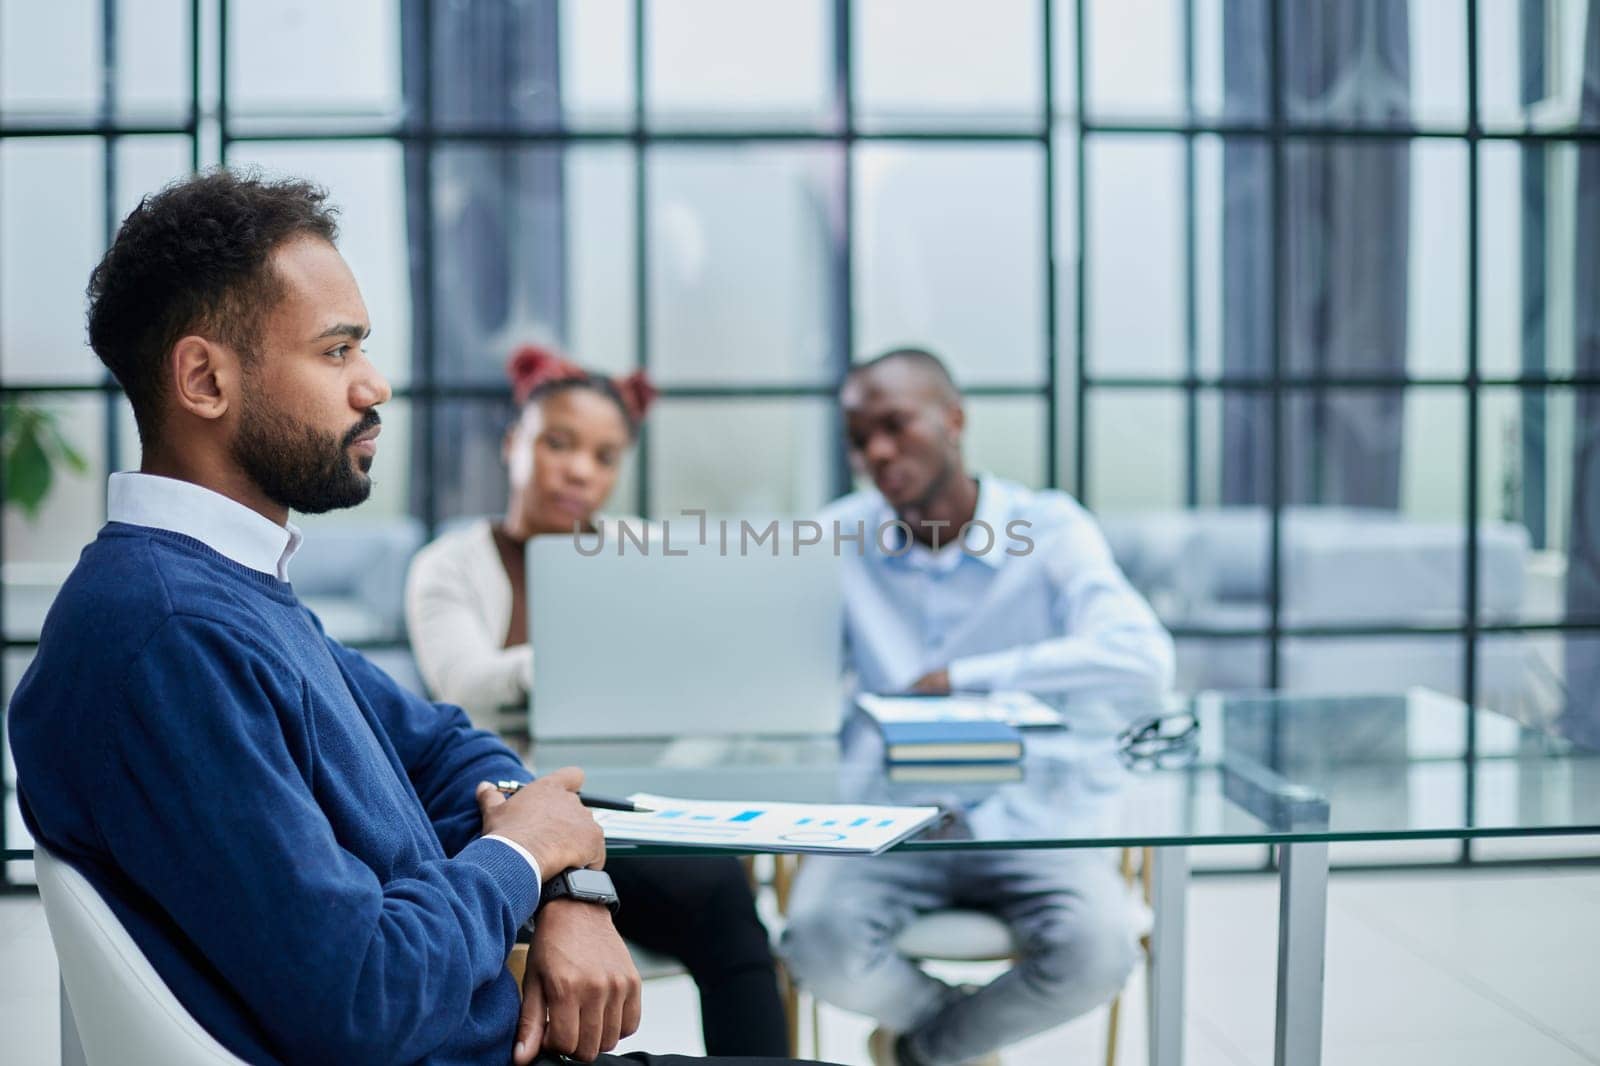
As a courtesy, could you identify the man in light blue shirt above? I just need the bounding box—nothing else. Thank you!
[781,348,1174,1066]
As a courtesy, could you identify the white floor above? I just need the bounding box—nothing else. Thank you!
[3,865,1598,1065]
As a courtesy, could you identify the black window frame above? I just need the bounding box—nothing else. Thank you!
[6,0,1600,888]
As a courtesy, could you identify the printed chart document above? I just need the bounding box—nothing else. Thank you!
[858,690,1064,728]
[595,793,942,855]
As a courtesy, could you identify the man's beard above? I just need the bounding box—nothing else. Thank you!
[232,400,378,515]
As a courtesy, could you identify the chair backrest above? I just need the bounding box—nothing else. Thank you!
[34,846,246,1066]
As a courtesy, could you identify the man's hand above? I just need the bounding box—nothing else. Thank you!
[513,899,641,1064]
[476,767,605,878]
[909,668,951,695]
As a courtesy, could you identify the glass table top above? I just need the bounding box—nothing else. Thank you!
[5,689,1596,867]
[526,690,1600,855]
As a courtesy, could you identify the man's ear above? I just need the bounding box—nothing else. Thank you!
[170,335,239,422]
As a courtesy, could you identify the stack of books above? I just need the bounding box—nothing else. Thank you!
[858,693,1048,783]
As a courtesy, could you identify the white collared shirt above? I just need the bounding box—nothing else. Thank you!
[106,472,303,581]
[103,473,541,887]
[824,475,1175,709]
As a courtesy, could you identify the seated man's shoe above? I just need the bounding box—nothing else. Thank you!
[870,1026,1002,1066]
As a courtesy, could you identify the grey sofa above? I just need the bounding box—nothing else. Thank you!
[1100,506,1531,696]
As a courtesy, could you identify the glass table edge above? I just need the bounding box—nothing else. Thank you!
[594,823,1600,857]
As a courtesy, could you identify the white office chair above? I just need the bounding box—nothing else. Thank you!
[892,909,1020,961]
[38,845,770,1065]
[34,845,246,1066]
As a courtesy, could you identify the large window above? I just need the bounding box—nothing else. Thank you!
[4,1,1599,882]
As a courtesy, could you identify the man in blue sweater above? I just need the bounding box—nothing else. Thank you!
[8,170,816,1066]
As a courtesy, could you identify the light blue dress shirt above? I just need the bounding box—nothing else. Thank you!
[823,475,1174,704]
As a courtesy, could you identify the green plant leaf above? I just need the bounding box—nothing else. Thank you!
[6,424,53,518]
[3,401,88,518]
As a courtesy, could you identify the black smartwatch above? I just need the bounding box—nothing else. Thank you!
[538,868,620,916]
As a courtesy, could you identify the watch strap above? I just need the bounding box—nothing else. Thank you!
[537,869,620,915]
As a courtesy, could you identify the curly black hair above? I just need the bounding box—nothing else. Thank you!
[86,167,340,447]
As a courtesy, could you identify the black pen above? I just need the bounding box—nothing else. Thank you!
[494,781,652,813]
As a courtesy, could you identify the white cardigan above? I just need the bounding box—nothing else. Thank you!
[404,519,532,730]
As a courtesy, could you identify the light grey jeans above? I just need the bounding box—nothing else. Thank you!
[780,849,1138,1066]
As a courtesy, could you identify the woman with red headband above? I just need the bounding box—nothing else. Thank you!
[407,344,655,732]
[405,345,789,1057]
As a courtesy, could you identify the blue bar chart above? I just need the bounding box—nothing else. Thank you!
[592,794,942,855]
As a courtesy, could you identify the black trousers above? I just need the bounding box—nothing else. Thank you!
[605,855,789,1058]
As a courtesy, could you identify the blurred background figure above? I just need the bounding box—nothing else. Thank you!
[406,345,651,733]
[782,348,1171,1066]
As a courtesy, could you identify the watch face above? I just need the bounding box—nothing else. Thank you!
[566,869,615,897]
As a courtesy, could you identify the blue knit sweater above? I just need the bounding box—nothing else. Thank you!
[9,524,539,1064]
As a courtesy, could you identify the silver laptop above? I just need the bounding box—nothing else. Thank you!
[528,524,844,741]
